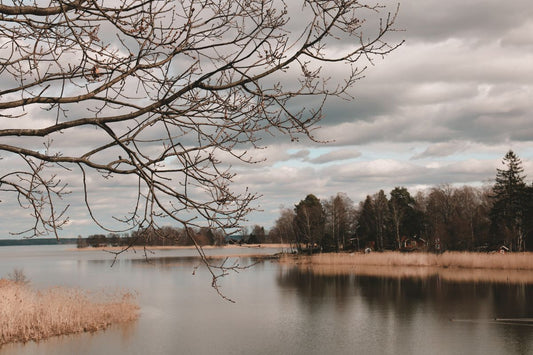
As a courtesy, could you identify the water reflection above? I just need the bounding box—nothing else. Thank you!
[86,255,266,272]
[3,246,533,355]
[278,267,533,319]
[293,264,533,284]
[276,269,356,311]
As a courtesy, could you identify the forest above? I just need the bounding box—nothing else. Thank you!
[78,226,227,249]
[80,150,533,253]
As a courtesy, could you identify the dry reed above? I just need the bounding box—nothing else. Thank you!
[295,264,533,284]
[282,251,533,270]
[281,252,533,283]
[0,280,139,346]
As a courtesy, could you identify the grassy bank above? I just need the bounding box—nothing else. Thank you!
[0,279,138,346]
[280,252,533,283]
[282,251,533,270]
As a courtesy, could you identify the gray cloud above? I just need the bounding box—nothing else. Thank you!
[3,0,533,236]
[307,149,361,164]
[411,141,470,160]
[392,0,533,44]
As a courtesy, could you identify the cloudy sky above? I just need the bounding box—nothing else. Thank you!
[2,0,533,238]
[236,0,533,229]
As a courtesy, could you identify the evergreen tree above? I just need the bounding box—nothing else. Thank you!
[294,194,325,252]
[490,150,527,251]
[389,187,415,249]
[356,196,376,250]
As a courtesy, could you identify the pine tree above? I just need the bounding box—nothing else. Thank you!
[389,187,415,250]
[491,150,527,251]
[356,196,376,250]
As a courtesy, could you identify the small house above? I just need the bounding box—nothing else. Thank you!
[400,235,427,252]
[499,245,510,254]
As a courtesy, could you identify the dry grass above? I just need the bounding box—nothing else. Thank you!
[0,279,139,346]
[280,252,533,283]
[282,251,533,270]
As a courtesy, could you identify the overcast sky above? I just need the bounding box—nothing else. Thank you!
[237,0,533,229]
[2,0,533,238]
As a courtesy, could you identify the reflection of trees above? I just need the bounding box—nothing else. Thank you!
[356,276,533,319]
[492,283,533,318]
[129,256,202,267]
[127,255,262,269]
[358,276,491,319]
[277,267,533,320]
[276,267,355,312]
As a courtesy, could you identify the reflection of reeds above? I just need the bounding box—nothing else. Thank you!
[0,279,138,346]
[293,264,533,284]
[280,252,533,284]
[130,254,278,269]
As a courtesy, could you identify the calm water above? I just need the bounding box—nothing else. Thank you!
[1,245,533,355]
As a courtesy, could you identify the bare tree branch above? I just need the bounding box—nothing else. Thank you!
[0,0,401,296]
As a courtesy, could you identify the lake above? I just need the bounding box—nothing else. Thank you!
[1,245,532,354]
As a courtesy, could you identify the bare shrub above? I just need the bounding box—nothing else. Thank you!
[6,268,30,285]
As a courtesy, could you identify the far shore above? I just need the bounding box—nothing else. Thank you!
[71,243,292,252]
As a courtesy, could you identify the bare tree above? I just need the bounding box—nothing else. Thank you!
[323,192,353,251]
[452,186,481,250]
[0,0,400,277]
[425,185,455,250]
[269,207,296,248]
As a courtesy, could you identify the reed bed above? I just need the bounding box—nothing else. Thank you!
[280,252,533,284]
[0,279,139,346]
[281,251,533,270]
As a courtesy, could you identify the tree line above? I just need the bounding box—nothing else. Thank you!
[78,224,272,248]
[78,226,226,248]
[268,150,533,252]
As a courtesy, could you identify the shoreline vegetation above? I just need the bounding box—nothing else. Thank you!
[282,251,533,269]
[0,278,138,347]
[280,251,533,283]
[74,244,533,273]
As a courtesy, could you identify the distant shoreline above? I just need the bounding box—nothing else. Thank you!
[70,243,292,252]
[0,238,77,247]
